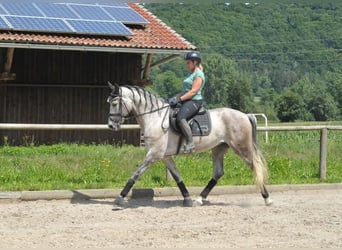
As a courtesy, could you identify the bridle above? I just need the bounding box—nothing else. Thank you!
[108,94,123,118]
[108,92,170,122]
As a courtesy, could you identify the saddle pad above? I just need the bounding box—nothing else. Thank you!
[170,108,212,136]
[189,111,211,136]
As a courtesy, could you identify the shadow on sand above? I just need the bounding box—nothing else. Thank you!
[69,189,254,209]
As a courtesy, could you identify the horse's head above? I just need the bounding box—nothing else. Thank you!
[107,82,133,130]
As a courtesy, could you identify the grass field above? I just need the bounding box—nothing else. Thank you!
[0,128,341,191]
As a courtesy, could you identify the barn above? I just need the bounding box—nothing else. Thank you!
[0,2,195,145]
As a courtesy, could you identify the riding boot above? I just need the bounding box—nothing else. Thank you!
[178,119,195,153]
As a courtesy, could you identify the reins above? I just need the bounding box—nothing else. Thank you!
[124,104,170,120]
[108,93,170,131]
[109,102,170,119]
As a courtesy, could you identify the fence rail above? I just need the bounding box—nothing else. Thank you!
[0,123,341,131]
[257,125,342,131]
[0,124,140,130]
[1,123,341,181]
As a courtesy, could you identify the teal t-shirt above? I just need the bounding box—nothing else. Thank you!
[181,70,205,100]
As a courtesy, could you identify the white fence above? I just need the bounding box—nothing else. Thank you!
[1,123,342,180]
[249,113,269,143]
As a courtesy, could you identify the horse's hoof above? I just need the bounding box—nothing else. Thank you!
[264,197,273,206]
[183,197,193,207]
[114,196,126,207]
[193,197,203,207]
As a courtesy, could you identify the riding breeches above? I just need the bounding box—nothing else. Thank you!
[176,100,203,123]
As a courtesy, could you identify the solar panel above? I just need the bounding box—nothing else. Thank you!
[36,3,79,19]
[5,16,73,33]
[0,5,8,15]
[103,7,148,24]
[67,19,133,35]
[1,2,43,17]
[0,17,9,29]
[101,2,129,7]
[69,5,112,21]
[0,2,147,36]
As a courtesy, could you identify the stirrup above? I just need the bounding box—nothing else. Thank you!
[183,142,195,153]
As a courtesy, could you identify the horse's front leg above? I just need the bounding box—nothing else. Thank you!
[114,150,161,207]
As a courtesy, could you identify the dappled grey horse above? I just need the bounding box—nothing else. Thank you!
[107,83,272,207]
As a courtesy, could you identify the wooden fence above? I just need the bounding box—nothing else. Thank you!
[0,123,341,181]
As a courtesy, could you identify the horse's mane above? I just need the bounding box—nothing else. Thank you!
[123,85,165,113]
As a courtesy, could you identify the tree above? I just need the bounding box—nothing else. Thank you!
[150,70,182,99]
[202,53,236,108]
[203,53,253,111]
[275,90,304,122]
[306,90,339,121]
[325,71,342,118]
[226,72,253,112]
[146,2,342,120]
[291,75,340,121]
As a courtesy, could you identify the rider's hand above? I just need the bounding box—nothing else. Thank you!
[168,97,180,107]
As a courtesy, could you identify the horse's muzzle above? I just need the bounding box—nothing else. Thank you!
[108,118,121,131]
[108,123,120,131]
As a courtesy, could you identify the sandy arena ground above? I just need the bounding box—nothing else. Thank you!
[0,189,341,248]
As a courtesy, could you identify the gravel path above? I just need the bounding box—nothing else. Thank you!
[0,189,341,248]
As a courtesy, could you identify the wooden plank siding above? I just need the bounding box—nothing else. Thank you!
[0,48,142,145]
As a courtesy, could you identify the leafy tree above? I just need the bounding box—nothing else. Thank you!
[275,90,304,122]
[150,70,182,99]
[202,53,253,111]
[202,53,237,108]
[146,2,342,121]
[325,71,342,118]
[226,72,253,113]
[306,90,339,121]
[291,75,340,120]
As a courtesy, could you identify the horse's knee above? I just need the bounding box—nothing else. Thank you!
[213,168,224,180]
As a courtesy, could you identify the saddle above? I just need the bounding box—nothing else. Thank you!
[170,105,212,136]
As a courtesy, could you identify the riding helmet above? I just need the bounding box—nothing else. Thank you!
[184,51,202,63]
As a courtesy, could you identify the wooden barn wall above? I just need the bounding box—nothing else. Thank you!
[0,48,142,145]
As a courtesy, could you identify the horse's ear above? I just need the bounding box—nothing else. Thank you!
[108,82,121,95]
[108,81,115,90]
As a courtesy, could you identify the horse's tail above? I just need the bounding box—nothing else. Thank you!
[247,114,268,192]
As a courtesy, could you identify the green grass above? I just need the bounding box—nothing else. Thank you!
[0,129,341,191]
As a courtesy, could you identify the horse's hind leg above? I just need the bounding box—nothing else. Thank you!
[235,146,272,206]
[194,143,229,206]
[163,156,193,207]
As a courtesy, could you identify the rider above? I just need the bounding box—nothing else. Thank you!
[169,51,205,153]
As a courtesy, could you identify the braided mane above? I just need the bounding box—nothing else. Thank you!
[124,85,165,113]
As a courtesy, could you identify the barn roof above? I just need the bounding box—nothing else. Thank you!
[0,3,195,54]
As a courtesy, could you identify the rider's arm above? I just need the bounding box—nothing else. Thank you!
[179,76,202,101]
[174,93,183,98]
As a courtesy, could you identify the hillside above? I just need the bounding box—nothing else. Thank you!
[145,1,342,121]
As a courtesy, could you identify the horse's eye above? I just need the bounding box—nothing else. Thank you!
[112,97,120,105]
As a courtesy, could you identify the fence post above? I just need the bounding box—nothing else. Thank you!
[319,128,327,181]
